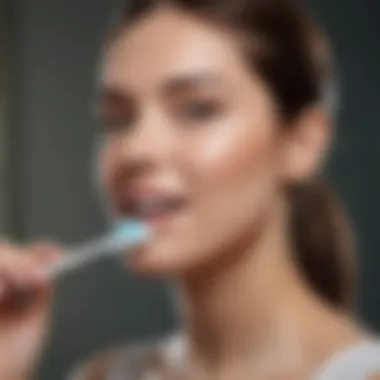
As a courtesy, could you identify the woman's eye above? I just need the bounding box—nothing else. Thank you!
[178,100,222,122]
[99,115,134,134]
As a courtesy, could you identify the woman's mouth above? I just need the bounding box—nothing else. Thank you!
[116,193,188,227]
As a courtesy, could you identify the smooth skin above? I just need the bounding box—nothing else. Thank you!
[0,8,365,380]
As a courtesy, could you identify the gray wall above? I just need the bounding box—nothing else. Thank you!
[11,0,176,378]
[7,0,380,378]
[0,0,12,234]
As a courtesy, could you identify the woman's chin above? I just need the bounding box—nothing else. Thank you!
[126,252,169,277]
[122,245,198,278]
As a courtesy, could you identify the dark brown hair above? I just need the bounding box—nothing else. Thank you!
[106,0,355,310]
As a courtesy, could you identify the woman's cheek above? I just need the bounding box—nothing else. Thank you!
[182,116,278,198]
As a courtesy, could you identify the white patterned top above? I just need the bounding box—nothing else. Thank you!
[69,335,380,380]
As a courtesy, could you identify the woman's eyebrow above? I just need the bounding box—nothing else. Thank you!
[97,73,225,106]
[161,72,225,96]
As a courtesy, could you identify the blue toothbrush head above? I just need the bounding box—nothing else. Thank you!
[109,219,150,248]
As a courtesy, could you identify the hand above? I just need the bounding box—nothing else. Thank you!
[0,241,61,380]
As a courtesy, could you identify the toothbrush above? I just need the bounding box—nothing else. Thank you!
[47,219,150,278]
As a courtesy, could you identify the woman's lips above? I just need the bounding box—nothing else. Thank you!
[115,194,187,226]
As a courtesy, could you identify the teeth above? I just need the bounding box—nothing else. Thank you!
[135,198,169,216]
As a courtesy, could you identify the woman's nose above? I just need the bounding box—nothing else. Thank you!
[118,109,174,168]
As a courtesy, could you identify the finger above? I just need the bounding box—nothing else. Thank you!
[0,241,17,255]
[0,244,52,312]
[27,242,62,263]
[0,252,48,294]
[0,279,8,301]
[0,264,51,314]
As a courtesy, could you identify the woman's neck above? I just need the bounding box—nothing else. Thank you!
[174,201,360,377]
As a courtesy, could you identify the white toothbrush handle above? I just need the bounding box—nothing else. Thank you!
[47,237,130,278]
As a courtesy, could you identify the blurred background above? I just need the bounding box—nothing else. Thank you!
[0,0,379,378]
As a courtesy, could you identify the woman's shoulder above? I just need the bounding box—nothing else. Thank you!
[67,332,186,380]
[313,338,380,380]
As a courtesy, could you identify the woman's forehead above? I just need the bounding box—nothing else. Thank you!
[100,9,248,91]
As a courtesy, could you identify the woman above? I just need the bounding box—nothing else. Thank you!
[0,0,378,379]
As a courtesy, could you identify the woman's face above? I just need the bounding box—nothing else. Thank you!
[97,8,316,275]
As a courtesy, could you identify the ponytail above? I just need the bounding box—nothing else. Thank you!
[289,180,356,310]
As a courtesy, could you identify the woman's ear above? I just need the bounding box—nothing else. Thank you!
[280,106,332,183]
